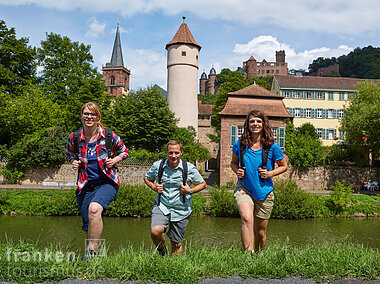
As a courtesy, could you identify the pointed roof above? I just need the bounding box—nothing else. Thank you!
[110,23,124,67]
[166,19,201,50]
[219,83,292,118]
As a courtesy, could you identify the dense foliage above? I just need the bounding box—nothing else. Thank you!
[308,46,380,79]
[285,121,324,168]
[341,81,380,150]
[0,20,36,94]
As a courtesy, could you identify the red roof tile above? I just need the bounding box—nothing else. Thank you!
[229,83,283,98]
[198,101,214,115]
[219,97,292,118]
[166,22,201,50]
[273,75,379,90]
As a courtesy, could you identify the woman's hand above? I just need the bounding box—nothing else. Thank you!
[72,160,81,170]
[237,167,245,179]
[258,167,272,179]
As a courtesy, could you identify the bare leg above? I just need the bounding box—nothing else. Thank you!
[170,240,183,256]
[237,202,254,251]
[151,225,166,249]
[254,216,268,251]
[87,202,104,251]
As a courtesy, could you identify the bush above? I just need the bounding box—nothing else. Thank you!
[272,179,316,219]
[191,195,207,216]
[209,186,239,217]
[327,180,354,214]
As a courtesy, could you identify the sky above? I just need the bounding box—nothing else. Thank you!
[1,0,379,90]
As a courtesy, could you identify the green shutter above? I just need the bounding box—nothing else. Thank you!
[230,125,237,147]
[322,129,326,139]
[334,129,337,138]
[279,127,285,148]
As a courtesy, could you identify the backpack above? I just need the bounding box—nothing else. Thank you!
[157,158,188,205]
[239,140,270,182]
[73,128,113,160]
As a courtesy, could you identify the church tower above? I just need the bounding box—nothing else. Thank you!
[102,22,131,97]
[166,17,201,133]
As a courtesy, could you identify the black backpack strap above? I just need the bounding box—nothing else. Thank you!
[156,158,167,206]
[261,145,270,170]
[105,128,113,158]
[239,140,246,169]
[73,130,80,160]
[181,160,187,203]
[261,145,271,182]
[182,160,188,186]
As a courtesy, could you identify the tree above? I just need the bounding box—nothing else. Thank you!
[308,57,338,74]
[0,20,36,94]
[103,86,178,152]
[0,86,64,146]
[285,121,324,168]
[36,33,109,131]
[341,81,380,150]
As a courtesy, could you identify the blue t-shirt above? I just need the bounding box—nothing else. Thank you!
[87,141,104,184]
[232,140,284,200]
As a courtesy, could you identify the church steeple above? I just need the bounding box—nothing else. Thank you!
[110,21,124,67]
[102,21,131,97]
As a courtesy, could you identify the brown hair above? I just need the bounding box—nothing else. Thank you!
[240,109,274,147]
[81,102,103,127]
[166,140,183,152]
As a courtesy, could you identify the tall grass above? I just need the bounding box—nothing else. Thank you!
[0,241,378,283]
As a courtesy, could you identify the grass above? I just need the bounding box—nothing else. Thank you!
[0,240,379,283]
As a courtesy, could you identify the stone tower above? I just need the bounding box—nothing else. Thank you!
[207,67,217,95]
[276,50,285,63]
[102,22,131,97]
[199,71,207,95]
[166,17,201,132]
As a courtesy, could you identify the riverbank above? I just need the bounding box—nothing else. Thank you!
[0,242,378,283]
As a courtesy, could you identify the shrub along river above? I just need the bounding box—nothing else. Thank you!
[0,215,379,252]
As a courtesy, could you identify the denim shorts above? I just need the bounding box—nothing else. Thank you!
[151,205,190,244]
[76,182,118,231]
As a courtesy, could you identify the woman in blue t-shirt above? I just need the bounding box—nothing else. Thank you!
[230,110,288,254]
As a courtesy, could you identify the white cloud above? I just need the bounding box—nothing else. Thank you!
[111,26,132,34]
[85,17,106,38]
[1,0,379,35]
[233,35,352,70]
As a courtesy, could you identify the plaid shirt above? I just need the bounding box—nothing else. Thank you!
[66,127,129,193]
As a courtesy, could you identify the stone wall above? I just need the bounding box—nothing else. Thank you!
[1,163,379,190]
[2,164,151,187]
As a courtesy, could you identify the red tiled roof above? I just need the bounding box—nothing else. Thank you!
[198,101,214,115]
[219,97,292,118]
[273,75,379,90]
[229,83,283,98]
[166,22,201,50]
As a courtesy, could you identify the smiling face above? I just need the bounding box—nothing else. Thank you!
[248,116,263,135]
[166,144,183,169]
[81,106,99,128]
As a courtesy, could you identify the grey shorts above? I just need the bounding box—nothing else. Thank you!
[151,205,190,244]
[234,182,274,219]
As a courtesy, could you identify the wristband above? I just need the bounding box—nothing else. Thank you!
[190,188,193,195]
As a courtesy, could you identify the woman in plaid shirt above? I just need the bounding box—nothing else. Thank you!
[66,102,128,260]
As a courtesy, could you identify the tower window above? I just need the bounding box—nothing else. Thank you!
[196,55,198,60]
[110,76,115,85]
[181,51,186,56]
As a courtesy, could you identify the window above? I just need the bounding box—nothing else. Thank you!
[110,75,115,85]
[230,125,244,147]
[196,55,198,60]
[294,108,300,117]
[306,109,312,118]
[283,91,289,98]
[294,92,299,98]
[272,127,278,143]
[181,51,186,56]
[347,93,355,100]
[339,92,345,100]
[328,129,334,140]
[339,130,344,140]
[317,92,324,100]
[328,109,334,119]
[306,92,312,99]
[317,109,323,118]
[338,110,344,118]
[328,92,334,100]
[278,127,285,148]
[316,128,323,139]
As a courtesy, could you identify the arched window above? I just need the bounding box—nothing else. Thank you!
[110,76,115,85]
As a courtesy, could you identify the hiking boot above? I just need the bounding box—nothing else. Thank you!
[81,249,98,262]
[157,246,167,256]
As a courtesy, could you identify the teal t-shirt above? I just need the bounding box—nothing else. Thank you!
[232,141,284,200]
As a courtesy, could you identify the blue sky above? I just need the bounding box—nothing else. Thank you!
[1,0,379,90]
